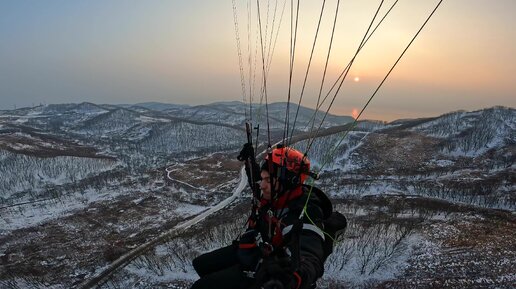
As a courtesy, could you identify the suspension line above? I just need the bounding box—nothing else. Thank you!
[257,0,272,147]
[316,0,445,172]
[282,0,301,147]
[305,0,386,153]
[305,0,341,149]
[232,0,249,120]
[287,0,329,146]
[303,0,399,135]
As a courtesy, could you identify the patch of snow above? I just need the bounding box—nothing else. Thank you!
[430,159,454,167]
[495,273,516,283]
[132,198,144,205]
[27,110,43,116]
[0,149,118,199]
[322,229,425,287]
[8,143,35,150]
[125,263,198,283]
[0,182,153,234]
[14,118,28,124]
[137,115,170,123]
[0,278,64,289]
[173,203,206,215]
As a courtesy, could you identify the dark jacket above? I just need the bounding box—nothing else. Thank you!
[238,185,326,289]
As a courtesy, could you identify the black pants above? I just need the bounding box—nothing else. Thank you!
[191,244,254,289]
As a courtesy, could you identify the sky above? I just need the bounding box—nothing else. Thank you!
[0,0,514,121]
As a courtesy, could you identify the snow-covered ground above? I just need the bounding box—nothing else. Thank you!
[0,104,514,289]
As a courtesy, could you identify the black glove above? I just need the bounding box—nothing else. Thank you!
[238,143,261,194]
[237,143,255,162]
[255,256,297,289]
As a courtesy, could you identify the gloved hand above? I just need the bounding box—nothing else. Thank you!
[261,279,284,289]
[237,143,255,161]
[255,256,297,289]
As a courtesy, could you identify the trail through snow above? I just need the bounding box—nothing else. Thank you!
[78,166,248,289]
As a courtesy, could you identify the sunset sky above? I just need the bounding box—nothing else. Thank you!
[0,0,514,121]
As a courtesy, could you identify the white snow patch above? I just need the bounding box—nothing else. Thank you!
[0,149,117,199]
[322,230,425,287]
[14,118,28,124]
[0,278,64,289]
[137,115,170,123]
[125,264,198,283]
[132,198,145,205]
[432,159,454,167]
[0,183,149,234]
[174,203,206,215]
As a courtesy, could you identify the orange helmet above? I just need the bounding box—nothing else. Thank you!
[262,145,310,186]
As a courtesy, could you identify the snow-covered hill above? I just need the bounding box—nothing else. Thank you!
[0,104,514,289]
[159,101,353,129]
[293,107,516,211]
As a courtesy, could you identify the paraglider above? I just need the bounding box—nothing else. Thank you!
[191,1,444,288]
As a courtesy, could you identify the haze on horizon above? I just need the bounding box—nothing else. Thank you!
[0,0,514,121]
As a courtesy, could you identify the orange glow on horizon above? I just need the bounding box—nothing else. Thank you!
[352,108,359,119]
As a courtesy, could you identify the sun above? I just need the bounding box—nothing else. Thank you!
[354,76,360,82]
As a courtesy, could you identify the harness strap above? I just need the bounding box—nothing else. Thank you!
[239,243,258,249]
[282,223,325,241]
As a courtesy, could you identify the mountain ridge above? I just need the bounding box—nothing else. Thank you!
[0,104,514,289]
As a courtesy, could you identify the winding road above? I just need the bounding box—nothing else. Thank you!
[78,166,248,289]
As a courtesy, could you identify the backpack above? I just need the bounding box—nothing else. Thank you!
[302,185,347,260]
